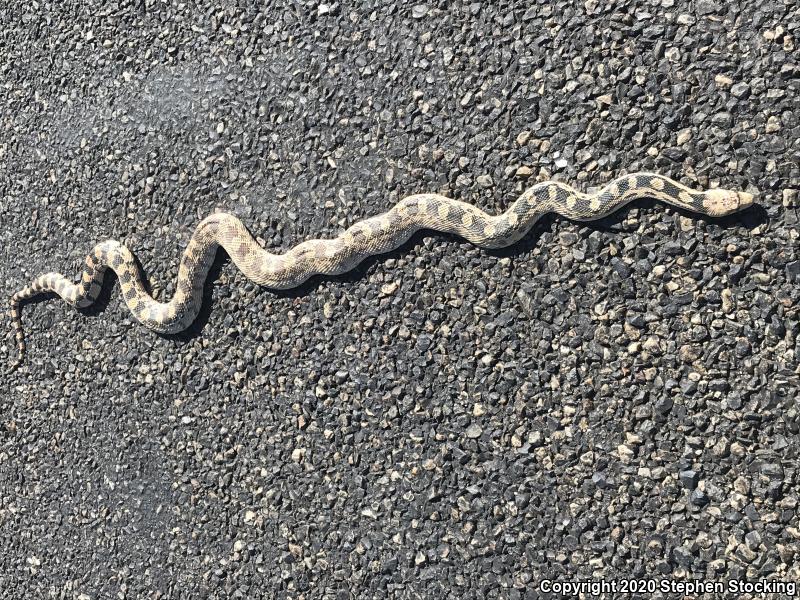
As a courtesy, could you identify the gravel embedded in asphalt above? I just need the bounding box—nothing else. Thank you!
[1,1,799,597]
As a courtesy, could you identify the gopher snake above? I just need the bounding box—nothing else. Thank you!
[8,173,753,369]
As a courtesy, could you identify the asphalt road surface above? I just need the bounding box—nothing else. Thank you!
[1,1,798,598]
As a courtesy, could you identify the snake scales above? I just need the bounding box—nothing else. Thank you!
[9,172,753,369]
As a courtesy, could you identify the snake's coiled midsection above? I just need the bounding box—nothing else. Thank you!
[8,172,753,369]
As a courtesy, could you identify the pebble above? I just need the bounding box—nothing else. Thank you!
[721,288,734,313]
[465,424,482,439]
[679,470,700,489]
[476,174,493,188]
[515,131,531,146]
[690,489,710,507]
[515,165,533,177]
[411,4,429,18]
[765,115,781,133]
[711,112,732,127]
[786,261,800,282]
[695,0,721,14]
[730,82,751,98]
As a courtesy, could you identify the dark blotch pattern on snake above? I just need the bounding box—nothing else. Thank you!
[8,173,754,369]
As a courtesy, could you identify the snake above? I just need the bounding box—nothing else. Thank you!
[8,172,753,370]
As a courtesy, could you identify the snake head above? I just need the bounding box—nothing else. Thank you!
[703,188,755,216]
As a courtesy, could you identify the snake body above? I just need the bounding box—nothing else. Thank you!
[8,173,753,369]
